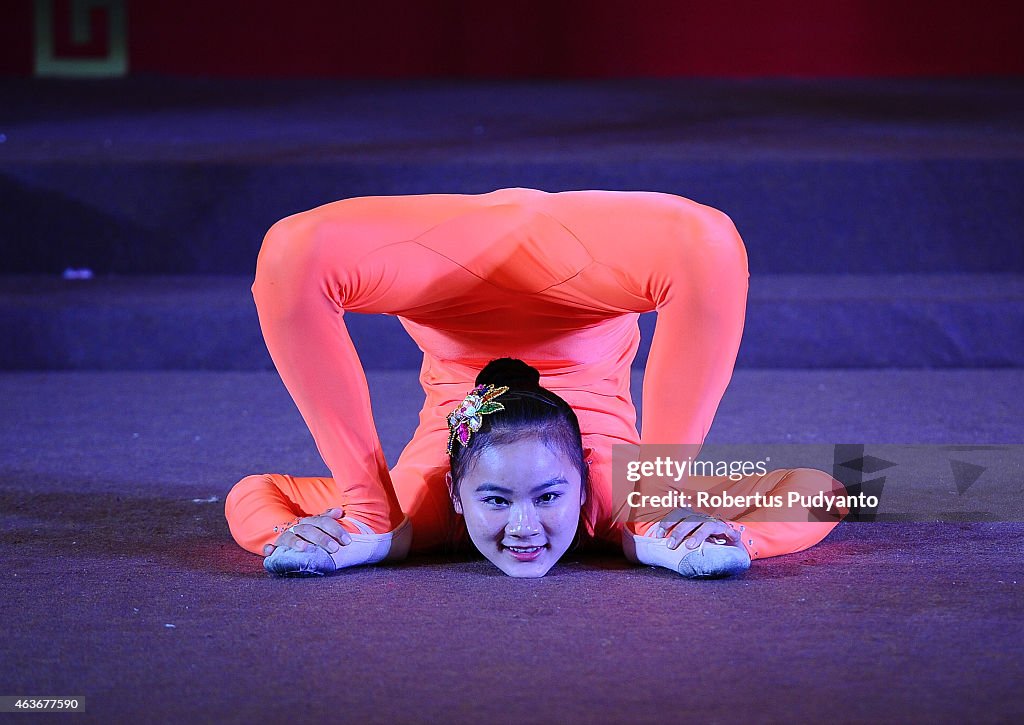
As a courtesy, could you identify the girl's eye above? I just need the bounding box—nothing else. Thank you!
[537,492,561,504]
[482,496,509,507]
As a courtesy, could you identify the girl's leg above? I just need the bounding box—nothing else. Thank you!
[580,434,637,546]
[226,464,458,558]
[226,419,460,557]
[705,467,847,560]
[622,467,845,561]
[598,427,844,573]
[249,214,411,536]
[388,421,461,553]
[225,473,342,555]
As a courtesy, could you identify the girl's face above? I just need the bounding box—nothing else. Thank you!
[449,437,586,578]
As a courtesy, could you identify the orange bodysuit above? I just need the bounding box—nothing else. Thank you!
[225,188,842,559]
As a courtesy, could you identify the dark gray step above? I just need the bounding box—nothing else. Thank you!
[2,274,1021,370]
[4,159,1023,275]
[3,78,1022,274]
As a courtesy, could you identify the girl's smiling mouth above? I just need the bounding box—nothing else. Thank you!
[504,544,546,561]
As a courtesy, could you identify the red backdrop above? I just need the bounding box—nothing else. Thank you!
[3,0,1023,77]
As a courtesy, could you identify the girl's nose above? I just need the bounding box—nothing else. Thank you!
[506,503,541,537]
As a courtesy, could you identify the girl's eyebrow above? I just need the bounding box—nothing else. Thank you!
[475,477,569,494]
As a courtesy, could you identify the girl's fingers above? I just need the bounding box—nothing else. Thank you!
[285,532,307,551]
[680,522,708,550]
[291,522,345,552]
[288,524,323,551]
[310,511,352,545]
[666,522,701,550]
[272,510,350,553]
[321,519,353,546]
[274,528,311,551]
[670,520,736,550]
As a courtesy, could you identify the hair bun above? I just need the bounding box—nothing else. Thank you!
[475,357,541,388]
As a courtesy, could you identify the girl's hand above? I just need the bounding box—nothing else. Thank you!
[653,511,742,551]
[262,508,352,556]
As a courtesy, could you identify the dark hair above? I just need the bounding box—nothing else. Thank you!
[448,357,590,500]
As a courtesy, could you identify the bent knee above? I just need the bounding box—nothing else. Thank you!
[250,215,327,307]
[254,216,308,276]
[776,468,850,523]
[224,474,280,554]
[225,473,274,512]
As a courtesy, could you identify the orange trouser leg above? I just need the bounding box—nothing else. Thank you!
[722,467,846,559]
[225,473,345,555]
[249,224,406,536]
[581,434,630,547]
[387,423,460,553]
[627,468,845,560]
[225,467,458,556]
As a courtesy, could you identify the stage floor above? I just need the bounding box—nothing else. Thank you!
[2,368,1021,722]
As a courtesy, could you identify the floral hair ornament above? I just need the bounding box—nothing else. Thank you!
[446,383,510,455]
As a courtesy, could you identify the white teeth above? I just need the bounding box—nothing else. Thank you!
[507,546,542,553]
